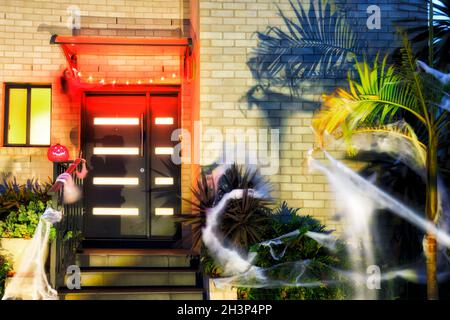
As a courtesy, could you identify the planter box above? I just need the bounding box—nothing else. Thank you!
[0,238,32,272]
[208,278,237,300]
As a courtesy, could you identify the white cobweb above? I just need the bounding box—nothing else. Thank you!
[2,207,62,300]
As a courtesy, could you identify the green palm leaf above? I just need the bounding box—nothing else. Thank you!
[313,55,425,147]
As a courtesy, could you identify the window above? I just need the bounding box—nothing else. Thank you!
[4,84,51,146]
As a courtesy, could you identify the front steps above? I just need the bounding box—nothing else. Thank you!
[71,268,197,287]
[76,248,191,268]
[60,287,204,300]
[59,248,205,300]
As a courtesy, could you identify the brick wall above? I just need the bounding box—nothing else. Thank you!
[0,0,189,185]
[198,0,424,230]
[0,0,425,228]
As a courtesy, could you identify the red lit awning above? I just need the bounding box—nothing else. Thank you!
[50,35,193,86]
[50,35,192,56]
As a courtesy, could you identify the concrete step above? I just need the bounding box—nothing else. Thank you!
[76,249,193,268]
[59,286,205,300]
[67,268,198,287]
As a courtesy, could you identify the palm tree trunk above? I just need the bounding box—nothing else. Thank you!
[425,136,439,299]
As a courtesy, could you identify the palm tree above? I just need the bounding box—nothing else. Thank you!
[398,0,450,71]
[312,39,449,299]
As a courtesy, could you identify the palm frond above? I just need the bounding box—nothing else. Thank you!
[313,55,425,148]
[350,121,428,173]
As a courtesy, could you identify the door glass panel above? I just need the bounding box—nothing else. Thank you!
[155,177,174,185]
[94,117,139,125]
[93,208,139,216]
[154,147,174,155]
[93,147,139,155]
[155,208,174,216]
[93,177,139,185]
[155,117,174,125]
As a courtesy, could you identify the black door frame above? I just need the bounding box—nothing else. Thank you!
[80,85,182,244]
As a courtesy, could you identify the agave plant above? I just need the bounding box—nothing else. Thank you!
[179,164,272,253]
[177,170,217,253]
[312,39,449,299]
[248,0,361,94]
[222,189,271,250]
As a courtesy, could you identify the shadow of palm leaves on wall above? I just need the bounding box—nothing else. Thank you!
[242,0,364,128]
[249,0,361,86]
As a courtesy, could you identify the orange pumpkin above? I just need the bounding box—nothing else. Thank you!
[47,143,70,162]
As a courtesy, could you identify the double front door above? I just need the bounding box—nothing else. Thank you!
[83,92,180,239]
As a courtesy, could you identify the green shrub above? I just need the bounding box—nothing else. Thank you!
[0,178,52,222]
[0,251,12,299]
[237,202,349,300]
[200,247,223,278]
[0,200,56,241]
[185,165,349,299]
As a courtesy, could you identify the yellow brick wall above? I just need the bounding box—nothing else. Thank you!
[0,0,421,230]
[0,0,187,183]
[198,0,415,231]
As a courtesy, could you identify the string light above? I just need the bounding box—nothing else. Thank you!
[100,78,105,85]
[172,73,176,78]
[112,80,116,85]
[149,79,153,84]
[88,75,93,82]
[137,80,141,85]
[160,76,165,81]
[126,80,129,85]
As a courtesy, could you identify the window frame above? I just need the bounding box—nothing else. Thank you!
[3,83,52,147]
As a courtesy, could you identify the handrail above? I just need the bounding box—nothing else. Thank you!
[48,158,83,194]
[49,160,85,289]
